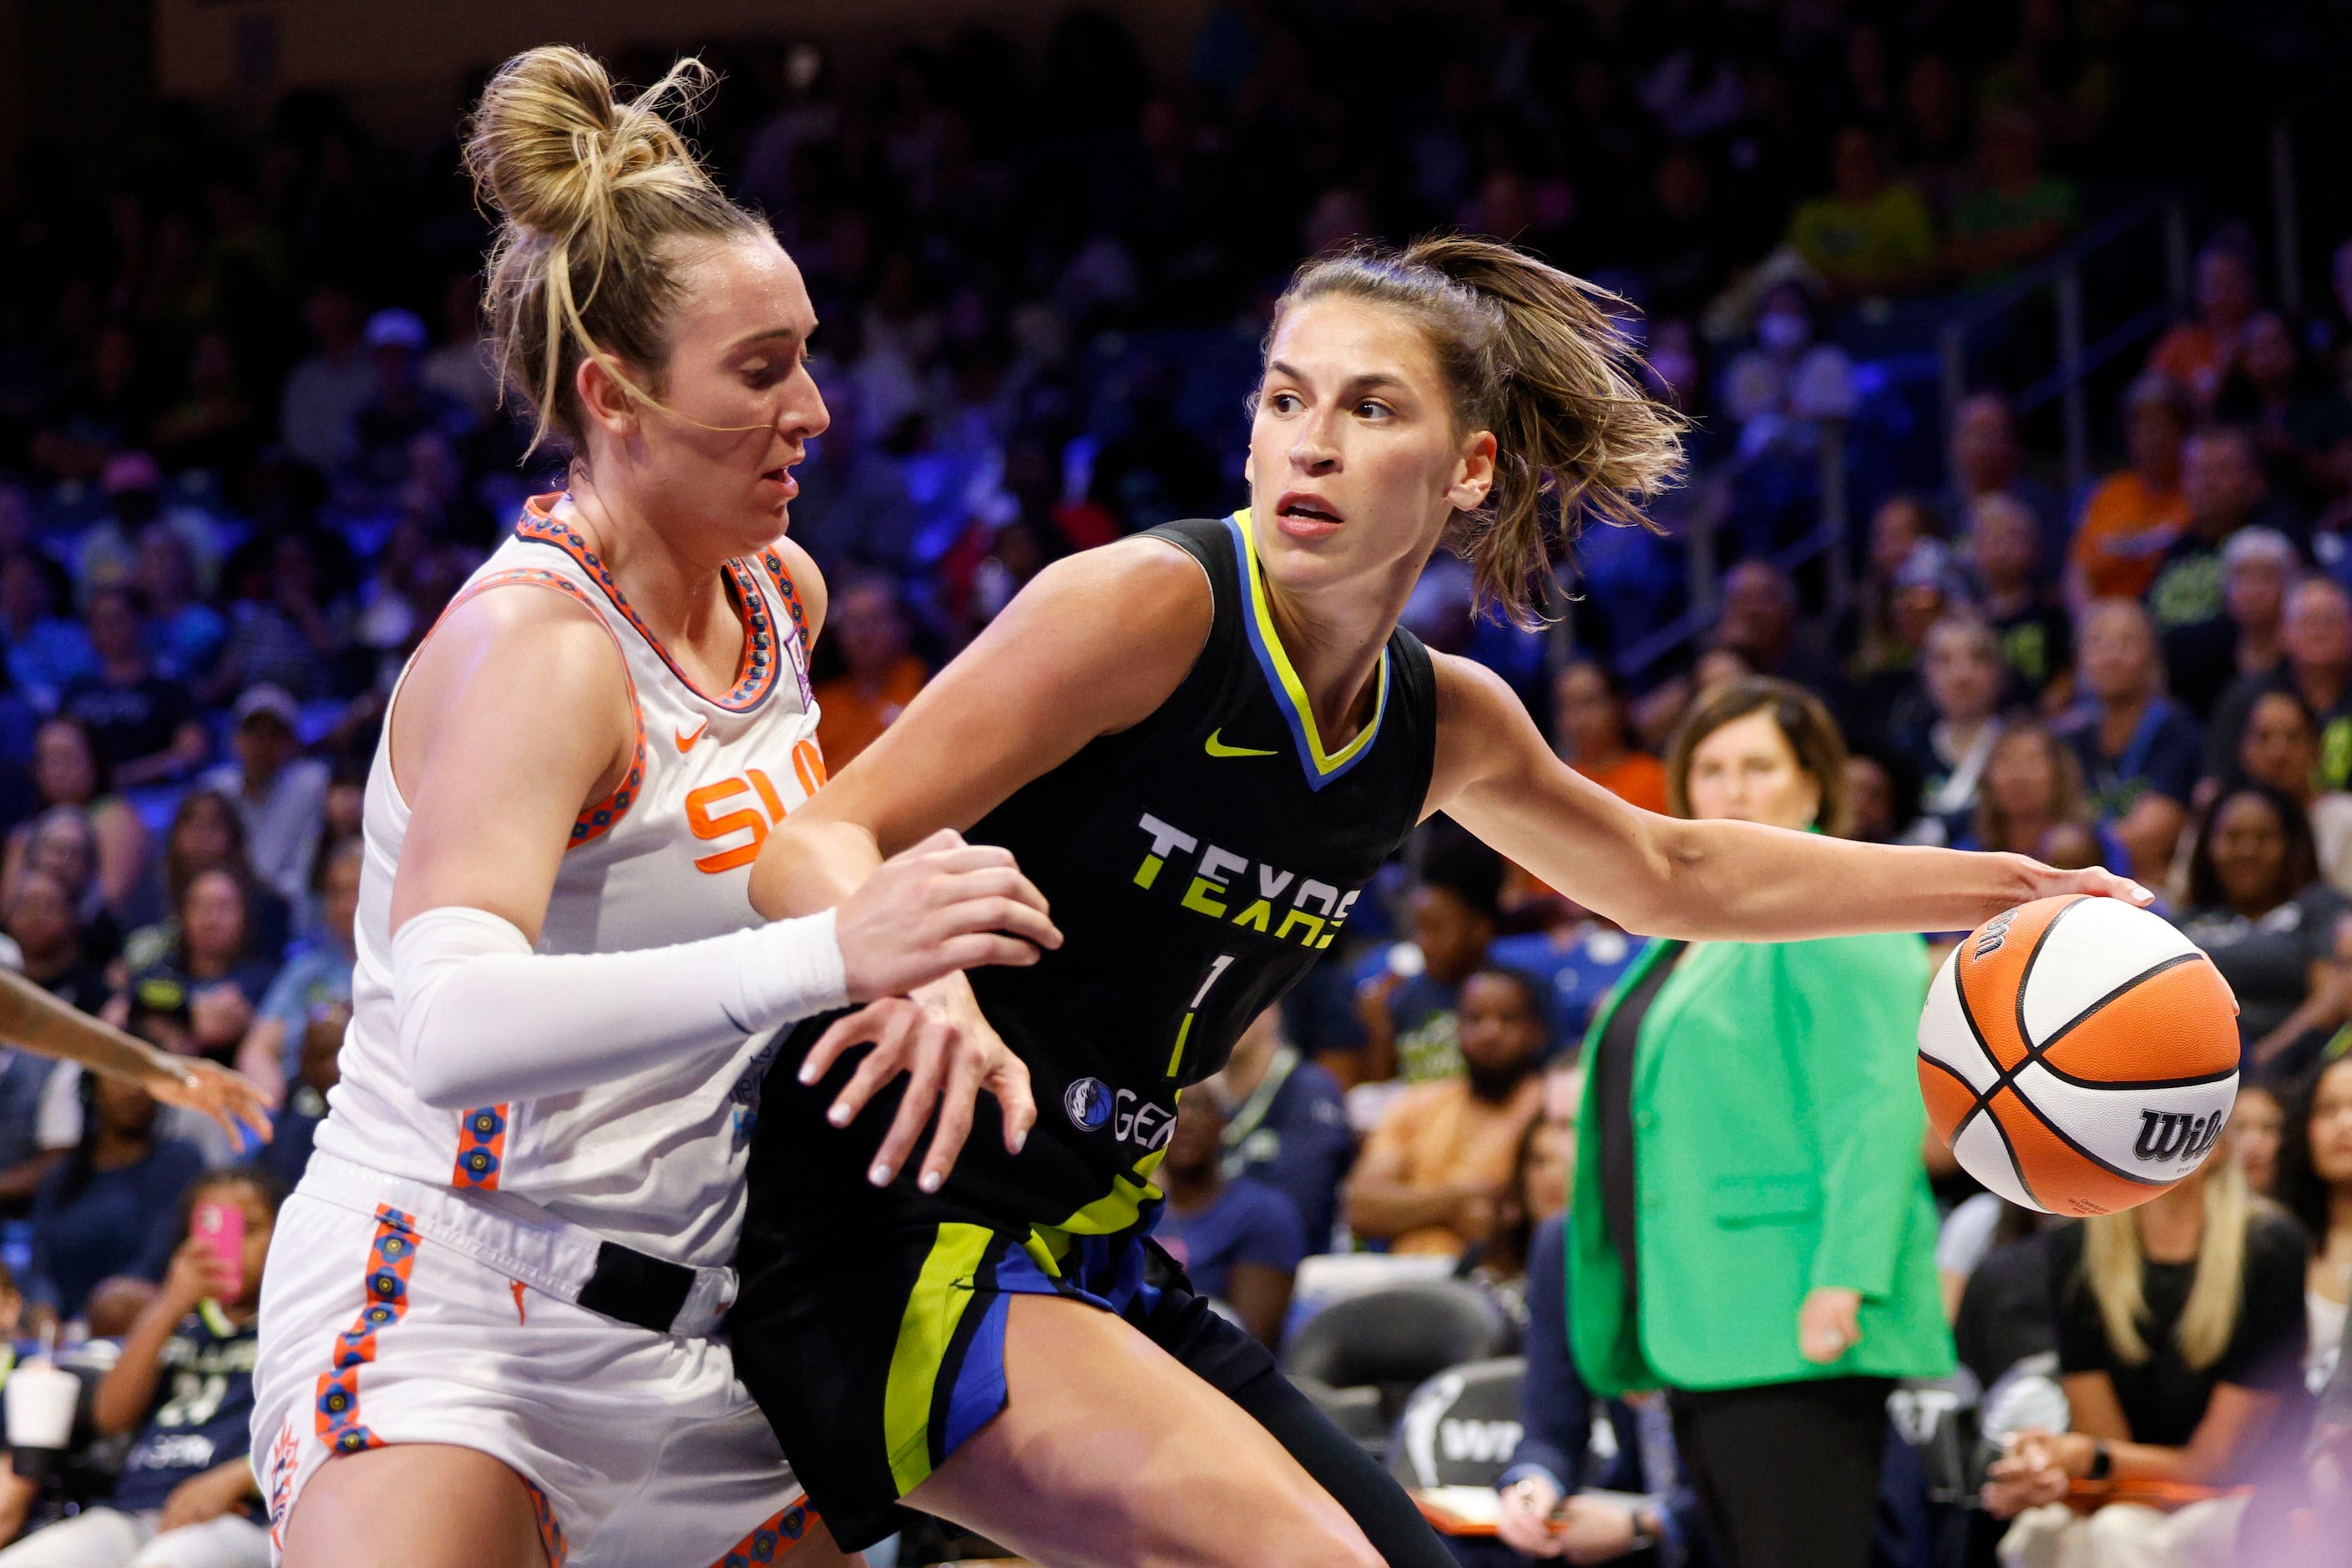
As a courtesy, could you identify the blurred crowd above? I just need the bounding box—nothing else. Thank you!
[0,0,2347,1560]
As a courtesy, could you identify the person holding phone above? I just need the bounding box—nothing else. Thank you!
[0,1167,282,1566]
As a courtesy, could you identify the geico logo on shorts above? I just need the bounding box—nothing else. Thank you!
[1065,1077,1115,1131]
[1112,1089,1176,1151]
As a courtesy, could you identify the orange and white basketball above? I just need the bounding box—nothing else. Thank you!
[1918,894,2238,1216]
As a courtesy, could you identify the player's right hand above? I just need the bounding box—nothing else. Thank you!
[797,979,1038,1194]
[144,1057,276,1146]
[836,828,1062,1002]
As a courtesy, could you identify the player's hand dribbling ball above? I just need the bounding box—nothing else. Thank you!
[1918,894,2238,1216]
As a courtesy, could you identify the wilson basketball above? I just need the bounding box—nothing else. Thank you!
[1918,894,2239,1216]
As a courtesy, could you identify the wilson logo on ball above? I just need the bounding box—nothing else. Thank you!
[2132,1110,2224,1164]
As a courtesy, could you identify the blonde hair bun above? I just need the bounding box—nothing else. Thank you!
[463,45,760,452]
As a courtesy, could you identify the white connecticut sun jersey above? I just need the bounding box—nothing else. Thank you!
[313,493,827,1268]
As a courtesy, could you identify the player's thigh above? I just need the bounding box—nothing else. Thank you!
[277,1444,550,1568]
[906,1293,1383,1568]
[0,1509,147,1568]
[128,1514,271,1568]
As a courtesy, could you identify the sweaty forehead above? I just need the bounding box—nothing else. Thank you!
[1266,296,1446,392]
[669,233,812,340]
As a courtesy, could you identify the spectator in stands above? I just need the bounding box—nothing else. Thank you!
[26,1073,201,1324]
[235,837,358,1104]
[134,527,225,686]
[2231,1081,2289,1197]
[2172,784,2347,1070]
[1784,126,1940,300]
[1971,493,2073,705]
[1459,1080,1577,1319]
[2217,311,2352,518]
[2279,1055,2352,1397]
[199,685,327,908]
[337,309,475,516]
[1720,281,1856,463]
[2147,427,2289,716]
[123,787,286,965]
[3,717,149,920]
[1949,395,2068,579]
[1842,749,1909,842]
[1202,1006,1352,1255]
[812,572,928,770]
[2057,599,2202,880]
[1345,965,1548,1258]
[1713,559,1845,707]
[1569,678,1950,1568]
[1962,722,2127,871]
[2070,377,2191,604]
[0,1167,279,1565]
[207,531,352,705]
[119,866,282,1069]
[1897,614,2008,844]
[278,283,373,473]
[2204,574,2352,794]
[4,866,103,1013]
[1846,493,1940,688]
[1156,1097,1304,1349]
[2148,240,2262,416]
[63,586,208,789]
[13,808,125,971]
[1550,659,1667,814]
[258,990,341,1188]
[0,552,98,711]
[1985,1153,2305,1565]
[1350,832,1502,1087]
[1493,1211,1713,1566]
[2236,688,2352,894]
[1946,109,2079,287]
[2184,528,2297,729]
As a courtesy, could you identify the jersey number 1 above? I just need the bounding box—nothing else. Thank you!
[1167,953,1235,1079]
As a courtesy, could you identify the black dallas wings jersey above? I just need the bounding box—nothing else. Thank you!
[751,512,1436,1247]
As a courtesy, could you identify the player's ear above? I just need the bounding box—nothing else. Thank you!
[574,351,642,440]
[1446,429,1496,513]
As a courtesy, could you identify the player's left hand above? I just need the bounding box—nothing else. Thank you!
[144,1056,275,1146]
[801,977,1037,1193]
[2015,858,2153,910]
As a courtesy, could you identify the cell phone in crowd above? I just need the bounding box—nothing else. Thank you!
[191,1198,246,1302]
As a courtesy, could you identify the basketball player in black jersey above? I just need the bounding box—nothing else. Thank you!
[730,235,2148,1566]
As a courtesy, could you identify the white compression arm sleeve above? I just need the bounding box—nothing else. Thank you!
[392,904,849,1110]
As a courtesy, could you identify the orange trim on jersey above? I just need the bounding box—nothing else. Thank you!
[518,494,787,713]
[708,1501,817,1566]
[314,1206,418,1457]
[431,565,648,849]
[452,1102,509,1190]
[758,549,817,708]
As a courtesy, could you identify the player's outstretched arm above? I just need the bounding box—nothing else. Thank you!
[0,967,272,1143]
[1424,653,2149,941]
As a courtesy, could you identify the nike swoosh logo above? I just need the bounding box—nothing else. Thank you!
[1204,729,1277,759]
[675,718,711,752]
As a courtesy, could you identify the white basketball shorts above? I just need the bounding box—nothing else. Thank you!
[250,1181,814,1567]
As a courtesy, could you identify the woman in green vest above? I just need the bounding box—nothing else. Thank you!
[1570,677,1955,1568]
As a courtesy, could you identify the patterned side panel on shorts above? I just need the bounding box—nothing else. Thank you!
[452,1102,508,1190]
[711,1501,815,1566]
[524,1479,569,1568]
[314,1206,419,1455]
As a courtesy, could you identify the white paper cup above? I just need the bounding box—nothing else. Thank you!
[5,1362,78,1451]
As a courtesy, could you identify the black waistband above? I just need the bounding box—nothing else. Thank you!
[574,1240,695,1334]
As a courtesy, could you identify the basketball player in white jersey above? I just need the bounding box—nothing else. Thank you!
[250,48,1054,1568]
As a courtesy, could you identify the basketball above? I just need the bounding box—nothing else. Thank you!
[1918,894,2239,1217]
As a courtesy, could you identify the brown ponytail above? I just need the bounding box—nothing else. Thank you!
[464,45,766,454]
[1270,235,1687,625]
